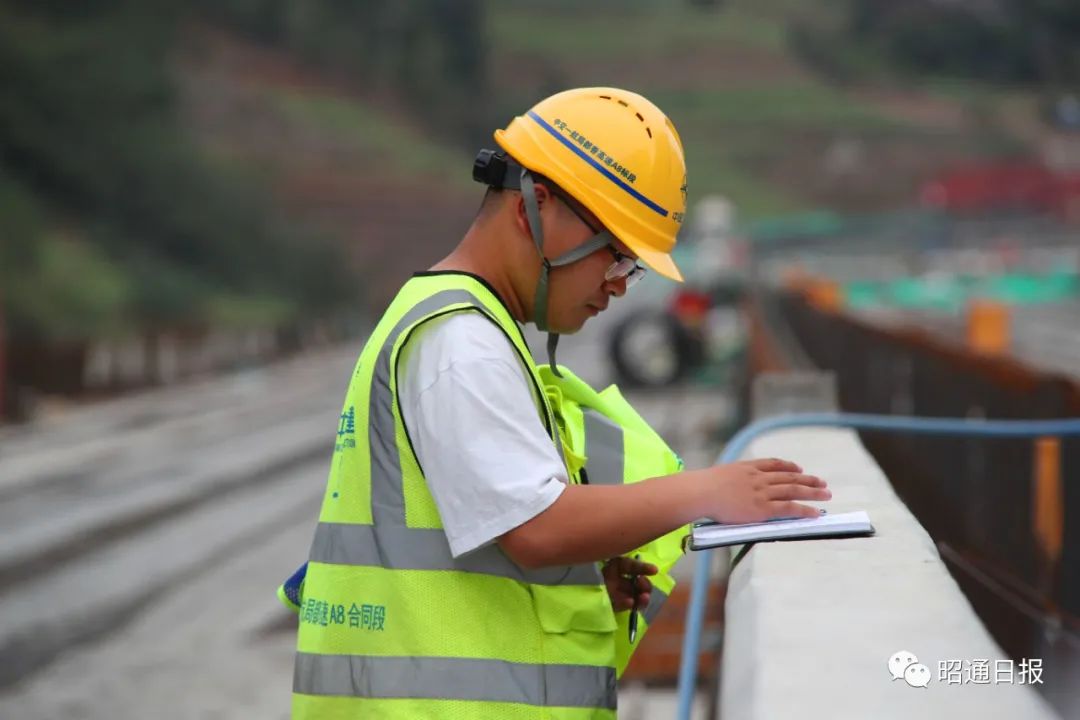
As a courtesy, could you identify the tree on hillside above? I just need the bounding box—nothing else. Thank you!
[794,0,1080,88]
[198,0,490,146]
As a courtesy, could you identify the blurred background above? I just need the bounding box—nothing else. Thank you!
[1,0,1078,718]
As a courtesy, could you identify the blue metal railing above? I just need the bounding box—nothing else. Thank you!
[675,413,1080,720]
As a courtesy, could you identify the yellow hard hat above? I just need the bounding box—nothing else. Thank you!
[495,87,687,282]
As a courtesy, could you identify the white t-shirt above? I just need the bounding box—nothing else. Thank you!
[398,311,567,558]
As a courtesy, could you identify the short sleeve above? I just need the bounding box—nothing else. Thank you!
[398,313,567,558]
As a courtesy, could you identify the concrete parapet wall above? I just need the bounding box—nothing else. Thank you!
[719,426,1059,719]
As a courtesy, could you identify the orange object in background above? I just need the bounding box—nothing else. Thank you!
[965,300,1011,355]
[1032,436,1064,606]
[1033,437,1064,564]
[806,279,842,313]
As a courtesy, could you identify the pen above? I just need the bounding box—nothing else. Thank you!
[628,553,640,644]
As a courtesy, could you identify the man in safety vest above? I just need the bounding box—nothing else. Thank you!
[291,87,831,719]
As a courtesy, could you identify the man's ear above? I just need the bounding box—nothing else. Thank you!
[513,183,554,242]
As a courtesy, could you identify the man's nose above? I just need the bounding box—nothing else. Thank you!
[604,277,628,298]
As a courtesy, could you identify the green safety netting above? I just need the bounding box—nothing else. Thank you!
[841,270,1080,311]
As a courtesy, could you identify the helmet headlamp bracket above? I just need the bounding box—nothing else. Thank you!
[472,149,523,190]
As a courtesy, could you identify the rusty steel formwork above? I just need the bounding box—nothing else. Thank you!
[750,288,1080,667]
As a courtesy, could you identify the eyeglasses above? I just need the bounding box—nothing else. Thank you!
[553,191,647,289]
[605,246,647,288]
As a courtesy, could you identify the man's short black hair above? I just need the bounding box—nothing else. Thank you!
[475,171,564,219]
[477,186,505,219]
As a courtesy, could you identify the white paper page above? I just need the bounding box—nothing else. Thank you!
[693,510,872,546]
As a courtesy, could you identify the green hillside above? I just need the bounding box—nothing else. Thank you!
[1,0,1054,405]
[486,0,1038,219]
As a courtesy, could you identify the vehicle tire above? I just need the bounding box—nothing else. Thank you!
[608,311,701,387]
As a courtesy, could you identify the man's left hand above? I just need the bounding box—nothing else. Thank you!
[602,556,657,612]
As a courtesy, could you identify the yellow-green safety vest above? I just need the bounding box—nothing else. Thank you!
[289,270,690,718]
[294,271,616,720]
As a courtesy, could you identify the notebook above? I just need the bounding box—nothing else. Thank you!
[689,510,875,551]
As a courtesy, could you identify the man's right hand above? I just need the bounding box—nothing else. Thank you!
[699,457,830,524]
[500,457,830,569]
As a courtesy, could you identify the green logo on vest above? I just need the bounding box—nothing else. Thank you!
[335,406,356,452]
[301,597,386,631]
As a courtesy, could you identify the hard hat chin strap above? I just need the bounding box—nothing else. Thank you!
[519,167,611,377]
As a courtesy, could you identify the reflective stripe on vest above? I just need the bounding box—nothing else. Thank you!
[643,586,669,626]
[310,522,601,586]
[582,410,624,486]
[295,654,616,710]
[367,289,555,529]
[580,407,673,629]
